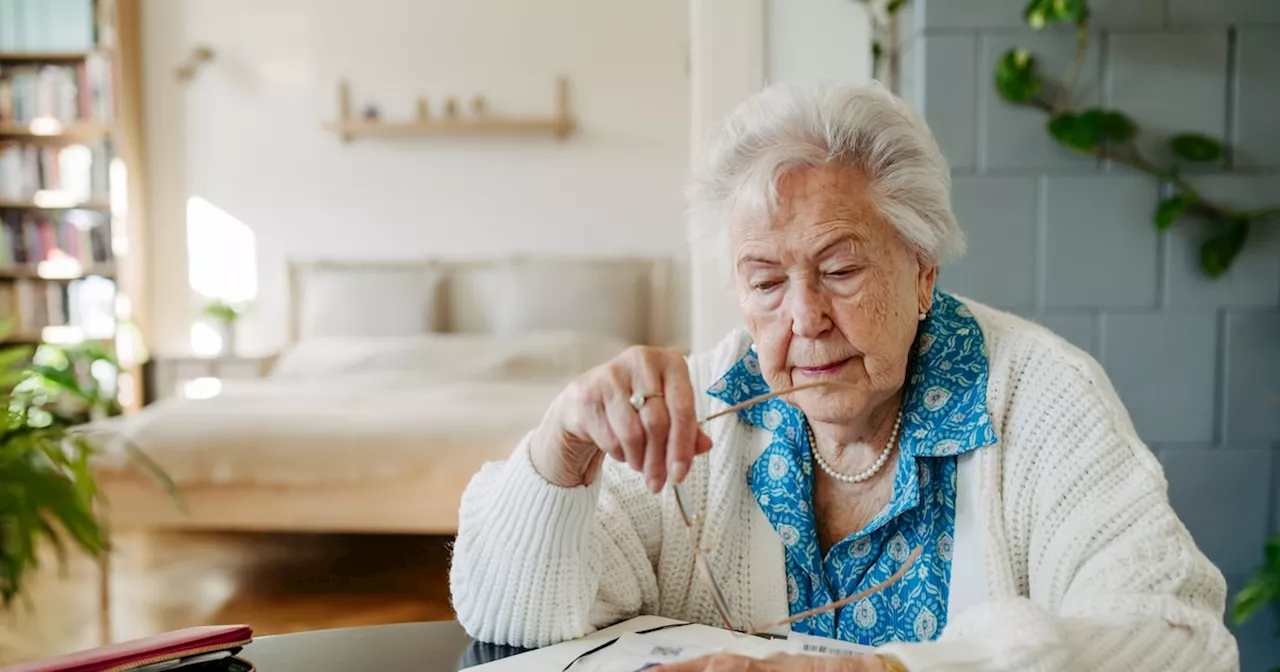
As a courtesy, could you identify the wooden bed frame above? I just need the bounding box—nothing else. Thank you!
[97,254,675,536]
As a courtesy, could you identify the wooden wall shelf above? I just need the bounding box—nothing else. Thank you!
[0,51,94,63]
[324,76,576,143]
[0,199,111,211]
[0,264,116,280]
[0,122,111,141]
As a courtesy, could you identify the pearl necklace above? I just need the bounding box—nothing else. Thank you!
[805,411,902,484]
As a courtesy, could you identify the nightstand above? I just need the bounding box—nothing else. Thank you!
[151,355,270,402]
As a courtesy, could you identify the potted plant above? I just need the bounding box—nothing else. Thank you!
[0,320,179,607]
[200,299,247,357]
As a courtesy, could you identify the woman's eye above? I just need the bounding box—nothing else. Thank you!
[752,280,781,291]
[826,267,858,278]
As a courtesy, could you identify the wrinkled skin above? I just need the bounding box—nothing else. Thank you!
[732,163,936,460]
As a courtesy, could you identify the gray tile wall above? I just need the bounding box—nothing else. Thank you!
[904,2,1279,669]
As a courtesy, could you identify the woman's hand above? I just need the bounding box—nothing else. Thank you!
[651,652,890,671]
[530,345,713,491]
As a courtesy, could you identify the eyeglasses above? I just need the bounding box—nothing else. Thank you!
[675,380,923,636]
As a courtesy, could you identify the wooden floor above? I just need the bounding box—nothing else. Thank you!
[0,531,457,666]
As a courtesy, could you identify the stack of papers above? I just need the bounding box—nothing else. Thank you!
[469,616,875,670]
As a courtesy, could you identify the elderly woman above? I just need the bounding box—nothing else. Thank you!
[448,82,1238,671]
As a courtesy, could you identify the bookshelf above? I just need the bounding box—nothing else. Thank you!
[0,0,149,412]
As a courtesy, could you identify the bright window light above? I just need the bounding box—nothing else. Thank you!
[186,196,257,304]
[186,196,257,355]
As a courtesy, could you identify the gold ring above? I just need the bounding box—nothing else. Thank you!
[628,392,662,412]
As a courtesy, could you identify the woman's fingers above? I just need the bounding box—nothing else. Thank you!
[664,357,699,484]
[639,398,671,492]
[696,429,713,455]
[580,396,624,464]
[568,346,707,490]
[632,348,672,492]
[604,387,648,474]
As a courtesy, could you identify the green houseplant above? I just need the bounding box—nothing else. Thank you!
[201,299,247,357]
[0,320,179,607]
[1232,532,1280,635]
[856,0,1278,278]
[992,0,1280,277]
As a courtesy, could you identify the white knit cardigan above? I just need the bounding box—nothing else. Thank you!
[448,298,1239,671]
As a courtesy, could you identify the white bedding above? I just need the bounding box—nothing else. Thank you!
[91,330,630,485]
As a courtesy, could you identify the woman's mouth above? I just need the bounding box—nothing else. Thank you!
[794,358,851,377]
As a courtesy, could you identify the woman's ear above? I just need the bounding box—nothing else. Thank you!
[917,261,938,314]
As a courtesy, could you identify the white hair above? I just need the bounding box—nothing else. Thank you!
[687,80,966,280]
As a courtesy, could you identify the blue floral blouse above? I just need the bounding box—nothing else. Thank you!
[706,290,997,646]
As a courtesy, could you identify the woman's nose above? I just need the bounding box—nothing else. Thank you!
[788,283,833,339]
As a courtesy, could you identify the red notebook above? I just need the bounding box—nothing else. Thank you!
[4,625,253,672]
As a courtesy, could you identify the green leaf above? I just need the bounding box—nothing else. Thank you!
[1200,218,1249,278]
[886,0,909,14]
[1170,133,1223,163]
[1048,107,1137,153]
[1024,0,1090,29]
[1154,195,1190,231]
[1047,113,1097,151]
[995,48,1044,103]
[1231,568,1280,625]
[1094,109,1137,143]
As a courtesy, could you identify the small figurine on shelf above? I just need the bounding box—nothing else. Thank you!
[472,95,487,116]
[416,97,430,120]
[362,104,381,121]
[445,98,459,117]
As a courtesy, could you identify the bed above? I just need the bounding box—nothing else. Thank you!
[89,254,675,535]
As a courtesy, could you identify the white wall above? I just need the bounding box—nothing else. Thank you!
[687,0,764,354]
[686,0,872,353]
[766,0,872,86]
[141,0,691,356]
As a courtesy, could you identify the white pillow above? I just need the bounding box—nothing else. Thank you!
[268,331,630,381]
[297,264,445,339]
[491,259,647,343]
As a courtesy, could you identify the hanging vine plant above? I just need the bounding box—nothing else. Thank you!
[995,0,1279,277]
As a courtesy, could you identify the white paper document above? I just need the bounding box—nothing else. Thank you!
[468,616,876,671]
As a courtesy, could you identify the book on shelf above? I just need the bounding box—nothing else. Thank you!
[0,274,115,339]
[0,53,114,125]
[0,0,98,53]
[0,140,112,203]
[0,207,112,270]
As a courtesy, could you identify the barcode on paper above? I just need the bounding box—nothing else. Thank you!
[801,642,862,657]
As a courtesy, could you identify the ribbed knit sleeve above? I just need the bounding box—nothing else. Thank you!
[878,328,1238,671]
[448,432,664,649]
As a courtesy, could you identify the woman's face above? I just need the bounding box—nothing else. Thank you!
[731,164,936,429]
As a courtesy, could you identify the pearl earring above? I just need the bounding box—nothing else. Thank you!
[918,311,927,321]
